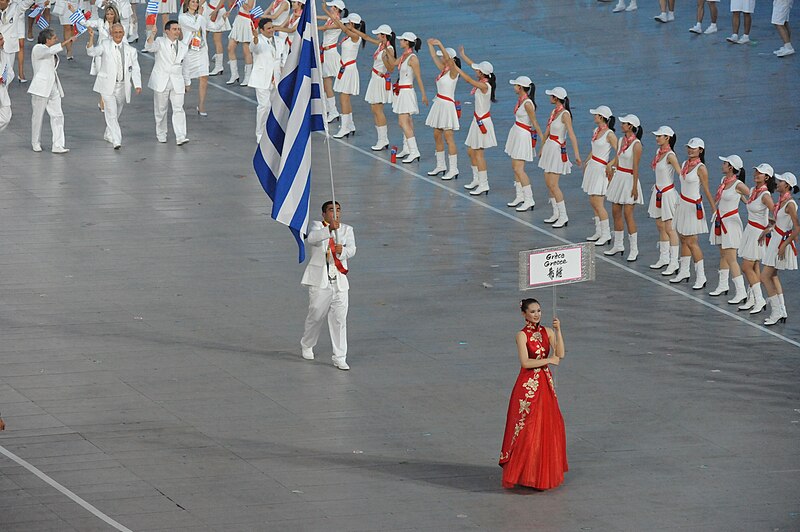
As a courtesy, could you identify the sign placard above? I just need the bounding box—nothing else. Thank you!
[519,243,595,290]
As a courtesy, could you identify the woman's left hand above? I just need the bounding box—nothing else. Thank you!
[631,186,638,202]
[778,243,786,260]
[553,317,560,331]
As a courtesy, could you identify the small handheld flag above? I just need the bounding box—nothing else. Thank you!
[0,64,9,85]
[249,5,263,27]
[28,4,44,18]
[36,15,49,29]
[145,0,159,25]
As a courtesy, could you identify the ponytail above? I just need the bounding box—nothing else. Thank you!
[357,20,366,47]
[387,31,396,50]
[487,73,497,102]
[605,115,616,132]
[668,134,677,150]
[766,175,777,193]
[413,37,421,52]
[698,148,705,164]
[793,185,800,194]
[526,83,537,109]
[736,167,746,183]
[452,56,461,69]
[561,96,571,114]
[634,125,643,141]
[341,7,348,17]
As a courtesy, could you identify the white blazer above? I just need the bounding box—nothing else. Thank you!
[87,40,142,101]
[301,221,356,290]
[248,35,284,90]
[0,0,34,53]
[27,43,64,98]
[146,36,188,94]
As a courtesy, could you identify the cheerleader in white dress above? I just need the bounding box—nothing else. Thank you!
[204,0,231,76]
[346,23,394,151]
[760,172,798,325]
[424,39,460,181]
[648,126,682,274]
[670,137,717,290]
[455,47,496,196]
[504,76,544,212]
[385,32,427,164]
[708,155,749,301]
[539,87,582,228]
[316,0,346,122]
[226,0,255,86]
[582,106,617,246]
[604,114,644,261]
[323,9,364,139]
[737,163,776,314]
[180,0,209,115]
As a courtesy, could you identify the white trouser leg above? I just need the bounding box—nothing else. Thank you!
[0,103,10,132]
[102,83,126,146]
[301,285,334,352]
[31,94,48,147]
[255,87,272,142]
[46,87,65,150]
[169,88,187,142]
[327,286,349,360]
[153,89,170,141]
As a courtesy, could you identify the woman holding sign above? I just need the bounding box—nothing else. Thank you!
[500,298,567,490]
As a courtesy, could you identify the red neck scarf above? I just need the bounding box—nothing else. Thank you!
[651,144,671,170]
[435,66,450,81]
[774,191,792,219]
[591,124,608,142]
[397,48,413,68]
[547,104,564,129]
[514,94,529,114]
[268,0,283,14]
[715,175,739,203]
[373,41,386,59]
[747,184,767,204]
[680,157,702,178]
[618,133,636,155]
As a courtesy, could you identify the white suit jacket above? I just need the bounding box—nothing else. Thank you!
[28,43,64,98]
[0,0,34,53]
[87,40,141,100]
[301,221,356,290]
[147,36,188,94]
[248,36,284,90]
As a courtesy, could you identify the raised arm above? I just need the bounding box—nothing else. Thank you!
[452,63,485,91]
[426,38,444,71]
[457,45,475,68]
[351,26,380,46]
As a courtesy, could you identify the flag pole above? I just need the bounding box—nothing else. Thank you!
[314,1,338,241]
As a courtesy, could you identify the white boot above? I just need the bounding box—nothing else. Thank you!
[626,233,639,261]
[662,245,680,275]
[333,114,354,138]
[464,166,479,190]
[371,125,389,151]
[604,231,625,256]
[552,201,569,228]
[507,182,523,207]
[397,138,409,158]
[670,256,691,283]
[427,152,446,176]
[544,198,559,223]
[326,97,340,123]
[210,53,224,76]
[625,0,638,11]
[727,275,748,304]
[226,60,239,85]
[442,154,459,180]
[650,241,670,269]
[595,219,612,246]
[778,293,788,319]
[470,171,490,196]
[516,185,535,211]
[709,269,730,296]
[586,217,601,241]
[612,0,626,12]
[403,137,420,163]
[737,287,754,311]
[749,283,767,314]
[692,259,707,290]
[763,296,784,326]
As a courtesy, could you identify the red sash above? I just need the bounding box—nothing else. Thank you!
[337,59,356,79]
[681,194,704,220]
[714,208,739,236]
[617,166,633,175]
[474,111,490,134]
[319,41,337,63]
[392,83,411,96]
[591,155,608,166]
[328,237,348,274]
[549,134,568,162]
[774,226,798,256]
[748,220,767,231]
[516,122,538,148]
[655,183,674,209]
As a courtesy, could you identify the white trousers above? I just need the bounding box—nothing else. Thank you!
[102,82,126,146]
[0,87,10,132]
[31,86,65,150]
[300,284,349,361]
[153,80,186,142]
[255,87,272,143]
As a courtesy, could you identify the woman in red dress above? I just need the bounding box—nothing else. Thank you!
[500,298,568,490]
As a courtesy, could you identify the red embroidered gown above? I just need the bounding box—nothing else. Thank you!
[499,322,568,489]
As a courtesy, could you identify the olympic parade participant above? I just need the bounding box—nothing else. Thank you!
[204,0,231,76]
[424,38,461,181]
[581,105,617,246]
[648,126,682,275]
[349,22,394,151]
[179,0,210,116]
[760,172,798,325]
[737,163,776,314]
[225,0,255,85]
[385,31,427,164]
[504,75,543,213]
[316,0,346,123]
[322,7,365,139]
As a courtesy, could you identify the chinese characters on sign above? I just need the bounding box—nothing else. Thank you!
[519,243,595,290]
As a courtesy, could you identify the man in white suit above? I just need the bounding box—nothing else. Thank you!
[249,18,284,144]
[0,33,13,131]
[145,19,188,145]
[28,28,78,153]
[300,201,356,370]
[0,0,36,81]
[86,24,141,149]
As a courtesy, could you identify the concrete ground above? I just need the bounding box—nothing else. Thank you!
[0,0,798,530]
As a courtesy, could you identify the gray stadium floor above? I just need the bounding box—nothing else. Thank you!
[1,0,798,530]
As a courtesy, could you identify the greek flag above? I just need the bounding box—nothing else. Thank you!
[145,0,159,14]
[252,0,325,263]
[249,5,263,18]
[35,14,49,29]
[28,4,44,18]
[68,9,87,34]
[0,64,8,85]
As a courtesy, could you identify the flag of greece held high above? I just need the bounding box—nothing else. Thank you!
[249,5,263,19]
[252,0,325,263]
[35,14,49,29]
[145,0,159,14]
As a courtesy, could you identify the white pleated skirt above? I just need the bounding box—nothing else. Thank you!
[606,170,644,205]
[762,231,798,270]
[157,0,177,14]
[647,186,679,221]
[738,224,766,261]
[708,213,743,249]
[229,15,253,42]
[581,159,608,196]
[333,64,359,95]
[392,88,418,115]
[321,49,340,78]
[206,11,231,32]
[674,198,709,236]
[364,72,392,104]
[465,117,497,149]
[538,137,572,175]
[424,97,459,130]
[504,125,534,161]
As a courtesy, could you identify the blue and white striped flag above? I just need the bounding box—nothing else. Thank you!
[69,9,88,34]
[28,4,44,18]
[249,5,263,18]
[35,14,49,29]
[252,0,325,263]
[145,0,159,14]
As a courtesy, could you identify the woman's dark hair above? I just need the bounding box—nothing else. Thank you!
[698,147,705,164]
[183,0,200,13]
[386,31,396,51]
[668,134,677,150]
[104,4,121,23]
[355,19,366,48]
[735,167,746,183]
[520,298,540,312]
[765,175,777,193]
[37,28,55,44]
[634,125,643,141]
[340,7,349,18]
[557,96,571,114]
[525,83,536,109]
[794,185,800,194]
[602,115,616,132]
[452,56,461,69]
[411,37,421,52]
[487,73,497,102]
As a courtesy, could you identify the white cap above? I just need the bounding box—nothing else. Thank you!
[652,126,675,137]
[545,86,567,100]
[325,0,345,10]
[753,163,775,177]
[436,47,457,59]
[341,13,361,24]
[398,31,417,42]
[509,76,532,88]
[686,137,705,149]
[619,114,640,128]
[718,155,743,171]
[371,24,392,36]
[589,105,612,119]
[471,61,493,75]
[777,172,798,188]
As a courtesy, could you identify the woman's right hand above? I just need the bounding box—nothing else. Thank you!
[548,356,560,366]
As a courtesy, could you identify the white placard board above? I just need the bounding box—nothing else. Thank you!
[519,243,595,290]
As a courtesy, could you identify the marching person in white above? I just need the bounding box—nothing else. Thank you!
[648,126,682,275]
[324,8,364,139]
[0,0,37,80]
[99,0,132,43]
[582,105,617,246]
[146,19,189,145]
[179,0,209,116]
[316,0,345,123]
[28,27,78,153]
[350,22,394,150]
[689,0,720,35]
[604,114,644,261]
[0,33,14,130]
[737,163,776,314]
[85,23,141,149]
[249,17,283,143]
[300,201,356,371]
[708,155,749,301]
[82,4,122,112]
[226,0,254,85]
[504,75,544,212]
[385,31,427,163]
[760,172,798,325]
[456,48,496,197]
[425,39,461,180]
[204,0,230,76]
